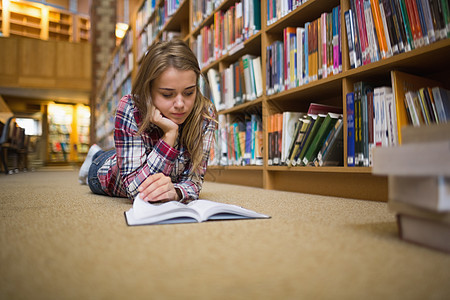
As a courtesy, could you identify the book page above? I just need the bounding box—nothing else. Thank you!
[127,195,201,225]
[188,200,270,221]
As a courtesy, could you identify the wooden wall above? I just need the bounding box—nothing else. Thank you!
[0,36,91,94]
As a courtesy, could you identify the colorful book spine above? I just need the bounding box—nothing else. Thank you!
[347,92,356,167]
[345,10,358,69]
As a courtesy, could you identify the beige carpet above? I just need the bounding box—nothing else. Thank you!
[1,170,449,300]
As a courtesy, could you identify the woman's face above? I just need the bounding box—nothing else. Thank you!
[151,67,197,125]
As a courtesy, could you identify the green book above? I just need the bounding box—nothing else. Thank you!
[291,116,315,166]
[302,113,341,166]
[297,114,325,165]
[399,0,414,50]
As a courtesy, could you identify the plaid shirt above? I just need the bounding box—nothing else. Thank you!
[97,94,216,202]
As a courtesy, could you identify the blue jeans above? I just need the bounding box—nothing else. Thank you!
[88,149,115,195]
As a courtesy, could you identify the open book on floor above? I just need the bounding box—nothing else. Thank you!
[125,195,270,226]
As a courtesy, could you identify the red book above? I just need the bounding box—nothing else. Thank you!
[307,103,343,115]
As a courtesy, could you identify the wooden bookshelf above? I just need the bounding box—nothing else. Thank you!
[1,0,89,43]
[94,0,450,202]
[8,0,43,39]
[76,15,90,42]
[48,8,73,41]
[95,27,134,149]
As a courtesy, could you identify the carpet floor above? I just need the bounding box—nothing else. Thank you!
[1,170,449,300]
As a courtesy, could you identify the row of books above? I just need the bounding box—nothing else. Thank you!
[404,86,450,127]
[345,0,450,69]
[206,55,263,111]
[268,103,344,167]
[266,0,310,26]
[193,0,261,40]
[266,5,342,95]
[136,5,165,61]
[192,0,261,69]
[99,29,133,100]
[135,0,184,62]
[372,123,450,253]
[136,0,158,35]
[210,114,264,166]
[346,71,450,167]
[192,0,225,29]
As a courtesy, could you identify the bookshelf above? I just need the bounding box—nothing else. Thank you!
[76,15,90,42]
[94,0,450,202]
[95,27,134,149]
[48,8,73,42]
[8,0,43,39]
[1,0,89,42]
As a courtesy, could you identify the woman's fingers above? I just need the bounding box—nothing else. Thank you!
[138,173,175,202]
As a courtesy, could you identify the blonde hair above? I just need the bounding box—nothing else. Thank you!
[132,39,217,173]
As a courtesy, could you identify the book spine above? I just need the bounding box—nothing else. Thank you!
[347,92,356,166]
[421,0,436,43]
[362,91,369,166]
[304,22,309,84]
[345,10,357,69]
[357,0,371,64]
[321,13,328,78]
[364,0,380,62]
[332,6,340,73]
[399,0,415,50]
[441,0,450,37]
[371,0,389,59]
[297,27,305,86]
[415,0,429,45]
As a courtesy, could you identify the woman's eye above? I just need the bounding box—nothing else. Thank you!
[162,94,173,98]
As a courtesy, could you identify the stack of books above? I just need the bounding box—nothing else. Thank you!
[372,123,450,253]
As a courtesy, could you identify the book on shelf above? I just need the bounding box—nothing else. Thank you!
[268,113,283,165]
[315,119,344,167]
[307,103,343,115]
[354,81,374,166]
[431,86,450,122]
[252,56,263,98]
[391,70,443,144]
[344,0,450,70]
[212,113,263,166]
[389,176,450,212]
[281,112,307,165]
[347,92,356,166]
[347,82,376,167]
[193,0,261,63]
[266,0,311,26]
[207,68,222,109]
[344,9,361,69]
[206,55,263,111]
[125,194,270,226]
[295,113,326,166]
[287,115,313,166]
[302,112,342,166]
[265,4,342,95]
[373,86,392,148]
